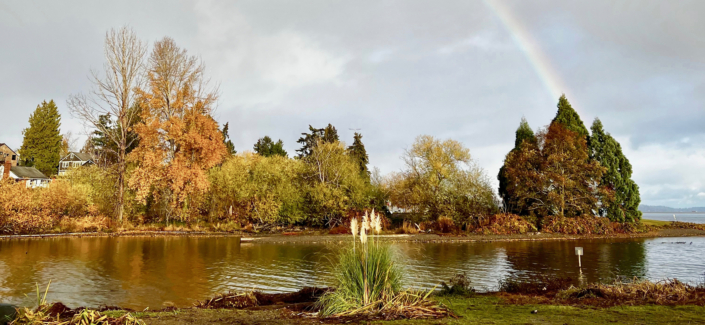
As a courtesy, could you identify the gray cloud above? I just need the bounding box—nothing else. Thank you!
[1,0,704,207]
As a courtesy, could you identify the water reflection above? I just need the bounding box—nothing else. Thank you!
[0,236,702,309]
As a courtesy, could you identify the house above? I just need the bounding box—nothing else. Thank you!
[0,143,19,167]
[58,152,95,175]
[1,160,51,188]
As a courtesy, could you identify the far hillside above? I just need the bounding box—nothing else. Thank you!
[639,205,705,213]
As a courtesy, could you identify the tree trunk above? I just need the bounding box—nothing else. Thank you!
[117,143,126,223]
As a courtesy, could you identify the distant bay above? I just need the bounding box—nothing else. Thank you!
[642,212,705,224]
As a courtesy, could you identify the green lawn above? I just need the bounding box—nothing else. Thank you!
[121,295,705,325]
[641,219,671,227]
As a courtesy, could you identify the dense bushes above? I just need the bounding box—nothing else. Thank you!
[208,153,305,225]
[0,178,102,234]
[386,135,499,224]
[470,214,537,235]
[207,143,377,227]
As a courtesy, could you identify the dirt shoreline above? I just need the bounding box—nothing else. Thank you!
[1,228,703,243]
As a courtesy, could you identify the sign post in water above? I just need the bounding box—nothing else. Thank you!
[575,247,583,268]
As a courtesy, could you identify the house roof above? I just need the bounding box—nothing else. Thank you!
[10,166,50,179]
[61,152,94,162]
[0,143,18,155]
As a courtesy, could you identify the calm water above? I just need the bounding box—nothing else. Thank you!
[1,236,704,309]
[642,212,705,224]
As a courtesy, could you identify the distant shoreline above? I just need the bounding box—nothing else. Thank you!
[1,225,704,243]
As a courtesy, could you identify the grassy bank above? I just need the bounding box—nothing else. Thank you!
[96,295,705,325]
[2,220,705,243]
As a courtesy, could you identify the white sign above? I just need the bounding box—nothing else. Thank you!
[575,247,583,256]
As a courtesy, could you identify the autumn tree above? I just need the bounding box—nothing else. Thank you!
[60,131,79,157]
[389,135,497,222]
[253,136,287,157]
[296,124,339,158]
[504,123,606,218]
[302,140,368,226]
[208,153,304,224]
[346,132,370,181]
[589,118,641,222]
[128,37,227,223]
[498,117,536,213]
[19,100,63,176]
[221,122,237,156]
[68,27,147,222]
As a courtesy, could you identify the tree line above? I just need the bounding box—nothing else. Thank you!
[498,95,641,224]
[3,26,641,235]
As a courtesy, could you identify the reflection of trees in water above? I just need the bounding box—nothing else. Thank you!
[220,243,335,292]
[0,237,244,309]
[0,238,649,309]
[500,239,647,285]
[393,243,510,291]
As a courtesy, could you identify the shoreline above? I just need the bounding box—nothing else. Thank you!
[1,227,704,243]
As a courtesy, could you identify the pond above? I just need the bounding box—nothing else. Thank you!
[0,236,704,309]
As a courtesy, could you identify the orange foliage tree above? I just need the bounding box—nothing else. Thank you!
[129,37,226,222]
[504,123,607,218]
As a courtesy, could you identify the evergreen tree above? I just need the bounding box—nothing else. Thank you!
[322,123,339,143]
[589,118,642,222]
[296,124,339,158]
[254,136,288,157]
[88,105,142,166]
[498,117,536,213]
[551,94,588,138]
[19,100,63,176]
[221,122,237,156]
[346,132,370,181]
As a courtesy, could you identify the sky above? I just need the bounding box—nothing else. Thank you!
[1,0,704,208]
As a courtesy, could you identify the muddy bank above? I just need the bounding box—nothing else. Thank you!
[1,226,703,243]
[242,228,705,244]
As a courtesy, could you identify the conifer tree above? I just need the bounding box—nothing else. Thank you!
[19,100,63,176]
[296,124,339,158]
[254,136,287,157]
[346,132,370,181]
[222,122,237,156]
[551,95,588,138]
[322,123,339,143]
[589,118,642,222]
[498,117,536,213]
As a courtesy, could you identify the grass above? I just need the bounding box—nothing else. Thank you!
[120,295,705,324]
[316,242,404,316]
[641,219,671,227]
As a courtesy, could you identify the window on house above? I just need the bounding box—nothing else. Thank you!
[11,155,15,161]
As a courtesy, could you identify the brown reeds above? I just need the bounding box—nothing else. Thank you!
[558,279,705,307]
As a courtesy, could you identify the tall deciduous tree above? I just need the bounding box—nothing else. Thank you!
[302,139,367,226]
[589,118,641,222]
[68,27,147,222]
[253,136,287,157]
[389,135,497,222]
[129,37,227,223]
[504,123,606,218]
[551,95,588,138]
[20,100,63,176]
[346,132,370,181]
[498,117,536,212]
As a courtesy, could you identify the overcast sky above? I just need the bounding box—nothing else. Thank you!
[1,1,704,208]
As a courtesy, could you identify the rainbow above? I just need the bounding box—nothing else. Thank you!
[483,0,567,102]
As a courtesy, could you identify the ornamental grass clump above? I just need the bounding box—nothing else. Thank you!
[317,210,452,319]
[318,210,401,316]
